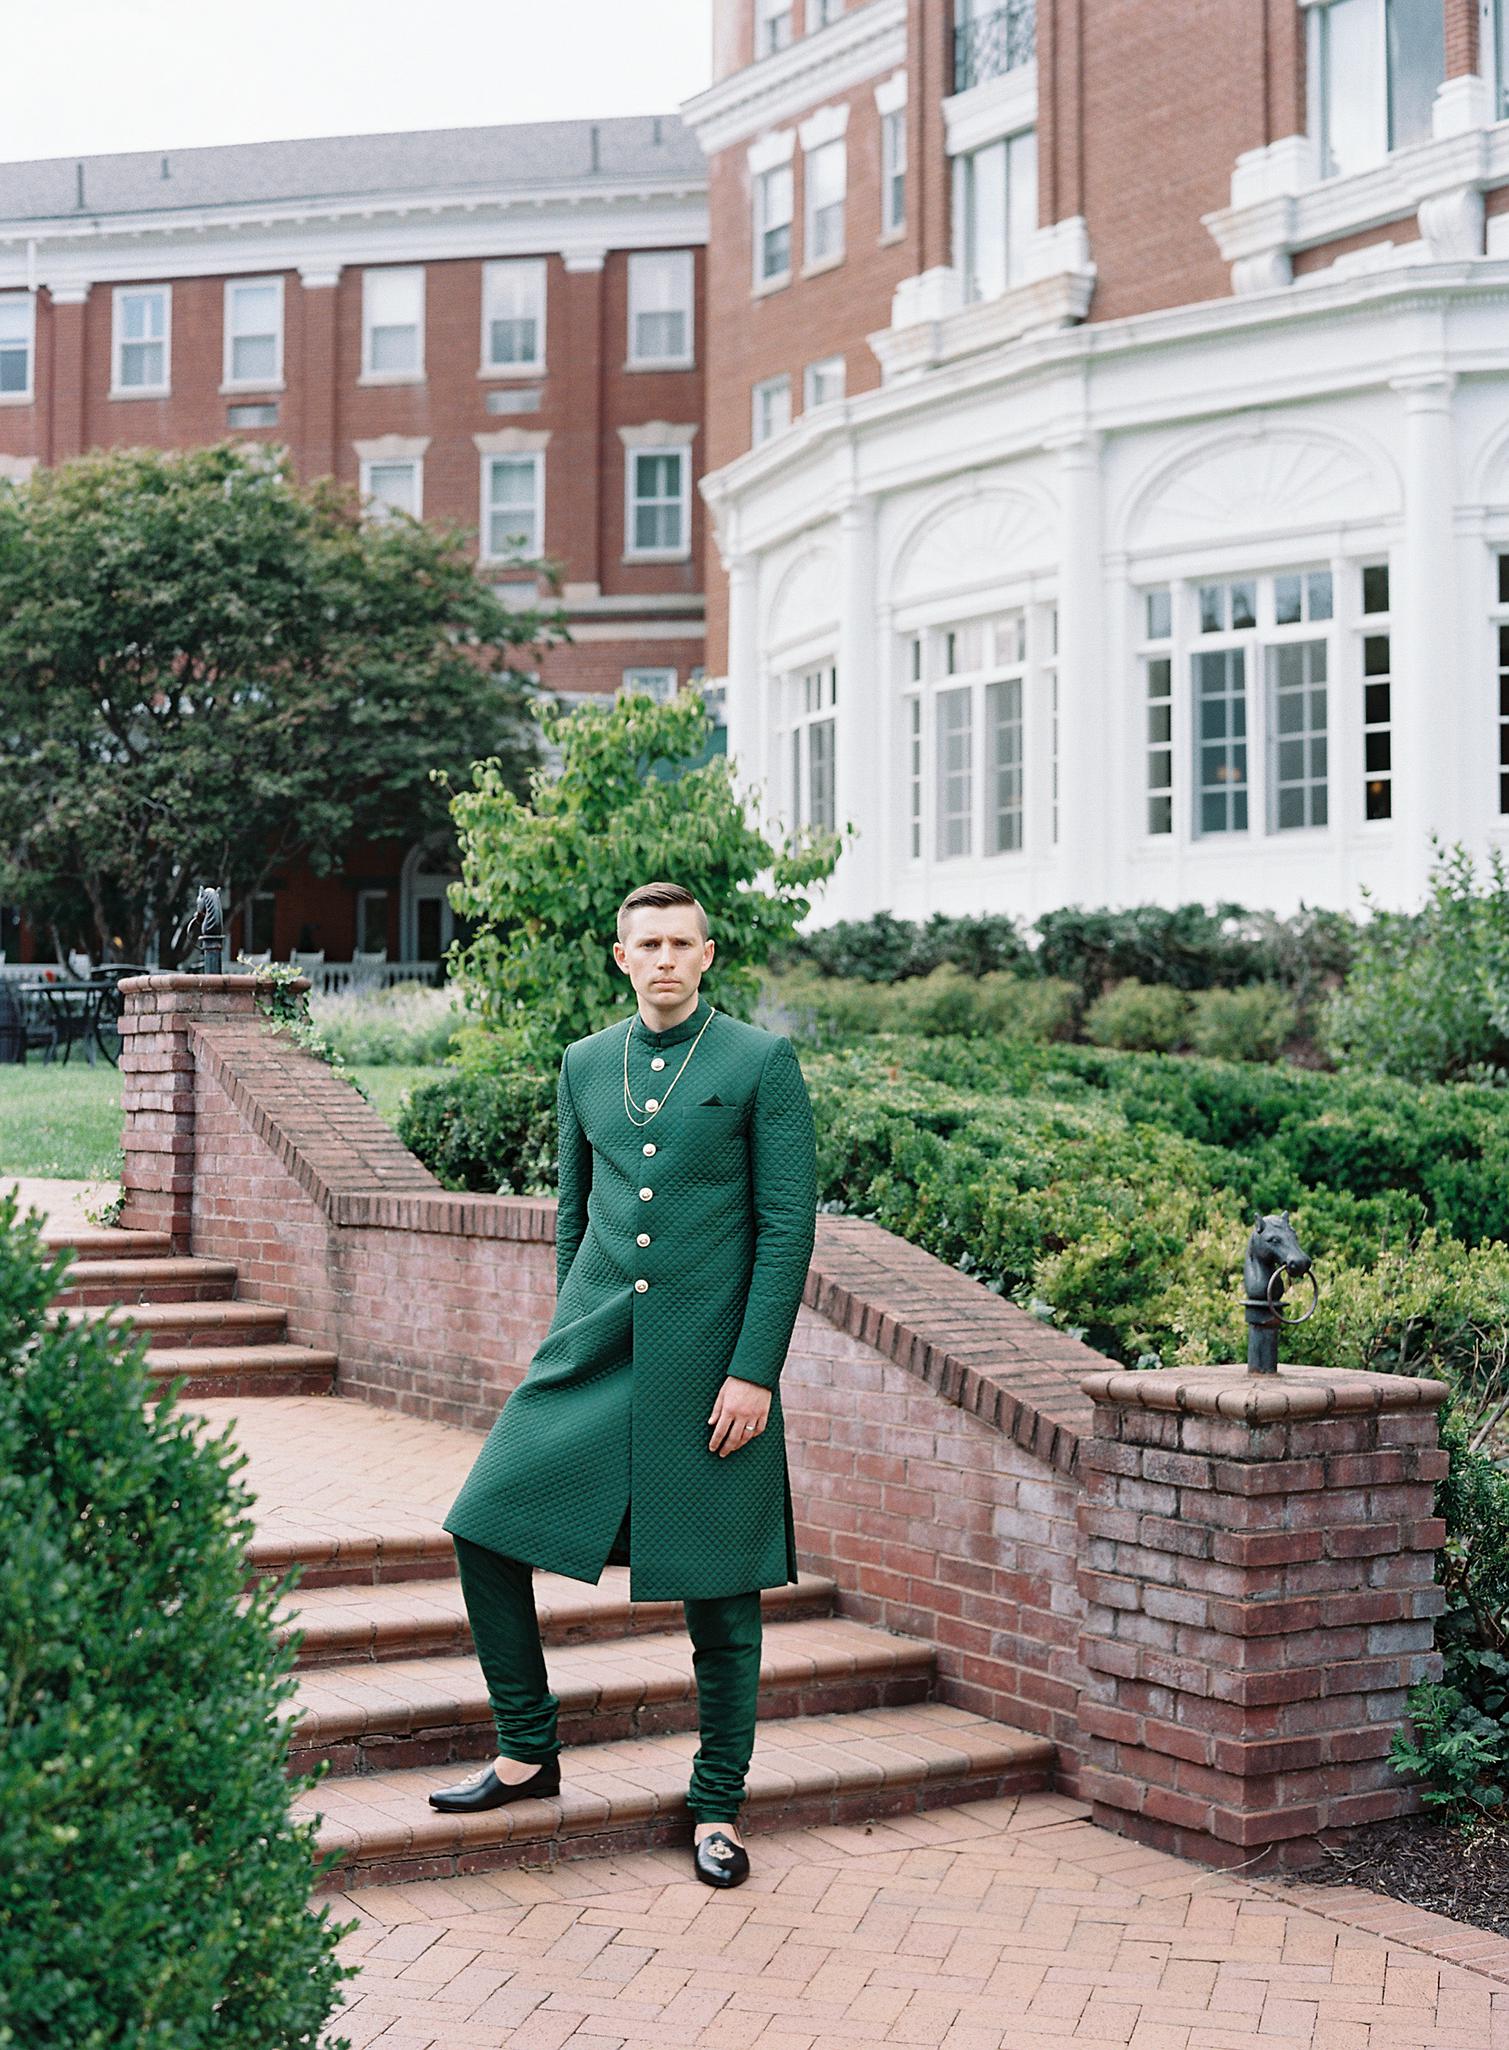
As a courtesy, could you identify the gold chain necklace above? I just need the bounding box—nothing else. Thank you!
[622,1001,717,1127]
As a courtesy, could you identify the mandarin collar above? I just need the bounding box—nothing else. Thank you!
[631,992,712,1048]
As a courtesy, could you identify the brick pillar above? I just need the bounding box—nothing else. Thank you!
[116,973,309,1250]
[559,252,604,592]
[297,266,341,480]
[1444,0,1479,78]
[1076,1364,1450,1872]
[44,285,90,464]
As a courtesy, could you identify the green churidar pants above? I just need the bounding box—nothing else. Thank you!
[452,1500,763,1821]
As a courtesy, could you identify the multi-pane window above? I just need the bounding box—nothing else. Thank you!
[362,266,424,378]
[626,447,689,556]
[807,0,842,24]
[1494,553,1509,815]
[804,355,845,408]
[751,373,792,445]
[755,164,794,284]
[881,107,907,234]
[360,459,421,521]
[1142,587,1174,835]
[482,453,541,560]
[1047,605,1059,844]
[804,138,847,264]
[956,129,1037,303]
[113,285,170,393]
[903,610,1038,862]
[627,250,694,366]
[1360,562,1392,821]
[482,259,546,373]
[1307,0,1445,179]
[621,668,678,702]
[0,293,33,398]
[789,663,837,831]
[1139,569,1349,840]
[224,277,282,387]
[757,0,794,55]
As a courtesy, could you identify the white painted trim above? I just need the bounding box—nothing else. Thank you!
[0,453,36,482]
[361,262,425,381]
[747,127,796,175]
[682,0,906,156]
[109,280,171,398]
[626,247,696,369]
[473,427,552,453]
[943,59,1038,157]
[480,255,547,378]
[798,101,851,150]
[623,442,693,562]
[358,454,424,520]
[874,67,907,116]
[478,447,545,564]
[561,619,709,641]
[221,272,285,392]
[353,433,432,460]
[617,420,699,446]
[0,287,36,404]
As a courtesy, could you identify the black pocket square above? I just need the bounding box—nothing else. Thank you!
[699,1095,730,1106]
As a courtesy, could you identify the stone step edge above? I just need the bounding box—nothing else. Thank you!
[46,1300,286,1329]
[302,1707,1057,1888]
[52,1257,241,1287]
[286,1616,936,1748]
[39,1229,172,1259]
[147,1345,339,1375]
[251,1567,840,1650]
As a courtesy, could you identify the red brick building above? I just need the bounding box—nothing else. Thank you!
[0,118,710,971]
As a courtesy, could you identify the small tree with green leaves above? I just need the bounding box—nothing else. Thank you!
[438,684,849,1065]
[0,1188,360,2048]
[0,440,562,966]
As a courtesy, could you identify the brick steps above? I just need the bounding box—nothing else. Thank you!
[149,1344,339,1398]
[298,1703,1055,1892]
[39,1227,173,1260]
[284,1614,936,1775]
[50,1255,242,1307]
[49,1298,291,1347]
[263,1565,839,1665]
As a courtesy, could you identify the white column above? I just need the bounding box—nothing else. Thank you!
[1391,373,1458,908]
[724,553,767,832]
[1047,429,1108,908]
[835,496,881,918]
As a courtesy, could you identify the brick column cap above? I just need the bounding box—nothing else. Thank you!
[1081,1363,1449,1422]
[118,973,311,996]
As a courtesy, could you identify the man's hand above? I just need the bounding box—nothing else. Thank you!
[708,1376,772,1457]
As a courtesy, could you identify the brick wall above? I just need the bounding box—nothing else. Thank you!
[117,975,1453,1860]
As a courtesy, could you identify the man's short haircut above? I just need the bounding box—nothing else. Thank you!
[617,881,709,944]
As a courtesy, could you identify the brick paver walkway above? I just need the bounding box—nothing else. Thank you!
[320,1791,1509,2050]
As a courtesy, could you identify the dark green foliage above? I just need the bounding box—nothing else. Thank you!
[1392,1402,1509,1825]
[396,1064,558,1195]
[1032,900,1357,1002]
[0,441,556,965]
[0,1189,359,2049]
[771,908,1033,982]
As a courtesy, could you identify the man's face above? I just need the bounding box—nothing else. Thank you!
[614,904,714,1008]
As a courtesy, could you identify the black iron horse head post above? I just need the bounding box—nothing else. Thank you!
[193,883,225,975]
[1241,1210,1320,1373]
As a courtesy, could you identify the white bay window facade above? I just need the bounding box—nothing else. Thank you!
[706,239,1509,928]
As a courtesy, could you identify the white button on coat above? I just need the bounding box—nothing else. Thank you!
[643,1142,656,1155]
[634,1277,648,1292]
[636,1231,650,1246]
[650,1056,665,1070]
[639,1186,653,1200]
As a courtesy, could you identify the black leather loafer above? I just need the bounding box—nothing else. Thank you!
[692,1827,750,1887]
[427,1756,561,1812]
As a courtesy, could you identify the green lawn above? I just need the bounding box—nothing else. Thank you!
[0,1061,448,1181]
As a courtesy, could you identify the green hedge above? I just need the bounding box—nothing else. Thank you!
[0,1189,358,2048]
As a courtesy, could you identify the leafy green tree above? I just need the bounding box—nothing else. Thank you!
[439,684,849,1064]
[0,441,563,965]
[0,1186,359,2048]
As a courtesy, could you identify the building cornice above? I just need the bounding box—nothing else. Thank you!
[0,174,708,293]
[680,0,907,158]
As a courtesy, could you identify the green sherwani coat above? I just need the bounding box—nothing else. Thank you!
[442,991,818,1602]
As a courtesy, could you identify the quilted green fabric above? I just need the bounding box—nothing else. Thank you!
[442,991,818,1601]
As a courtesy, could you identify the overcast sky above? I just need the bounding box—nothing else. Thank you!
[1,0,714,164]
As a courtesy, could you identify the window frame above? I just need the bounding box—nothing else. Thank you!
[806,0,842,25]
[620,667,679,703]
[1306,0,1446,181]
[623,444,691,562]
[751,372,792,446]
[480,257,547,378]
[954,127,1037,304]
[626,249,695,370]
[899,606,1044,867]
[110,283,172,399]
[479,450,544,565]
[881,106,908,237]
[361,264,426,384]
[754,163,795,289]
[786,661,838,832]
[756,0,795,56]
[359,455,423,523]
[221,275,285,392]
[803,355,845,409]
[0,289,35,404]
[803,136,848,268]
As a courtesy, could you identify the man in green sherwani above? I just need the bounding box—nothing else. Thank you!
[431,879,818,1888]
